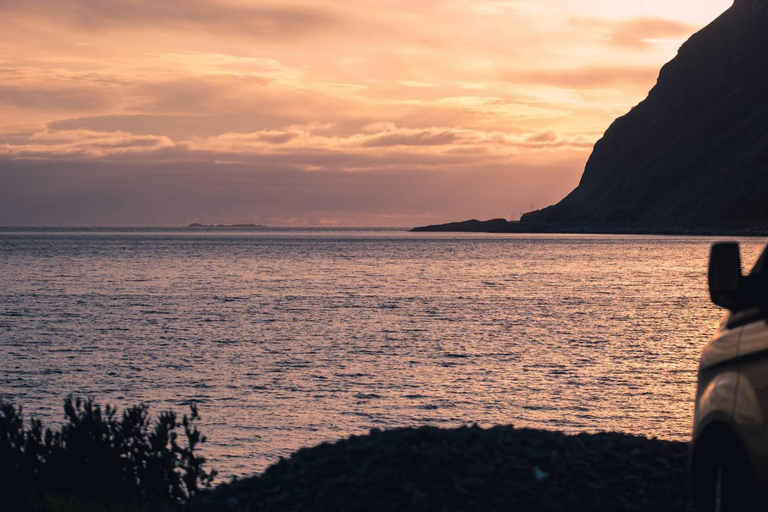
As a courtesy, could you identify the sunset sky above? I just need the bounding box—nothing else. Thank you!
[0,0,732,227]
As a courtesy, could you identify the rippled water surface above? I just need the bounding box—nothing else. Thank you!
[1,229,764,478]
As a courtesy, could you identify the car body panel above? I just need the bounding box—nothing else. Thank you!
[734,319,768,493]
[693,318,742,441]
[693,370,740,440]
[698,322,741,372]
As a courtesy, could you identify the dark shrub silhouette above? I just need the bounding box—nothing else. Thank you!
[0,397,216,511]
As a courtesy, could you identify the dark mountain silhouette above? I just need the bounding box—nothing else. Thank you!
[522,0,768,231]
[414,0,768,234]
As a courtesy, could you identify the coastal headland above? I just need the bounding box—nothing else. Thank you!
[411,219,768,236]
[415,0,768,236]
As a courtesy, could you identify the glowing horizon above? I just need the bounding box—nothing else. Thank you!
[0,0,733,227]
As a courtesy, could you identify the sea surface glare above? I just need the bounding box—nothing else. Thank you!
[1,229,763,478]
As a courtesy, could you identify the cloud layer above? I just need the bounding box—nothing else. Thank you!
[0,0,732,226]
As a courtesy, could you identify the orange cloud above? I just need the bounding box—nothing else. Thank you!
[582,17,699,49]
[617,18,695,44]
[516,66,661,90]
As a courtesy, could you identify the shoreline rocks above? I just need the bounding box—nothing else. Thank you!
[184,425,693,512]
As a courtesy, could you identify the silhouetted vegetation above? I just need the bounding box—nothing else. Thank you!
[0,397,216,512]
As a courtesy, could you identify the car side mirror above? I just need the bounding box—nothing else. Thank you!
[709,242,748,311]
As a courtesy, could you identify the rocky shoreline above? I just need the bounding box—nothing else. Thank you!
[410,218,768,236]
[183,425,693,512]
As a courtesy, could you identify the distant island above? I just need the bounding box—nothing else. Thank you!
[414,0,768,236]
[186,223,267,228]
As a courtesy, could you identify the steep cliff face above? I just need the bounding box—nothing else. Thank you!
[523,0,768,229]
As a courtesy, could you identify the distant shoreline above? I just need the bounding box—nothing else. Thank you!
[410,218,768,237]
[186,223,268,228]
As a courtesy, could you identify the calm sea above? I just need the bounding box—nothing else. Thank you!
[1,228,764,478]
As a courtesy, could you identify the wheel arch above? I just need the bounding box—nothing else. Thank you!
[690,420,764,512]
[691,420,741,472]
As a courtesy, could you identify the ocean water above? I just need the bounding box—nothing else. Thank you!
[0,228,764,478]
